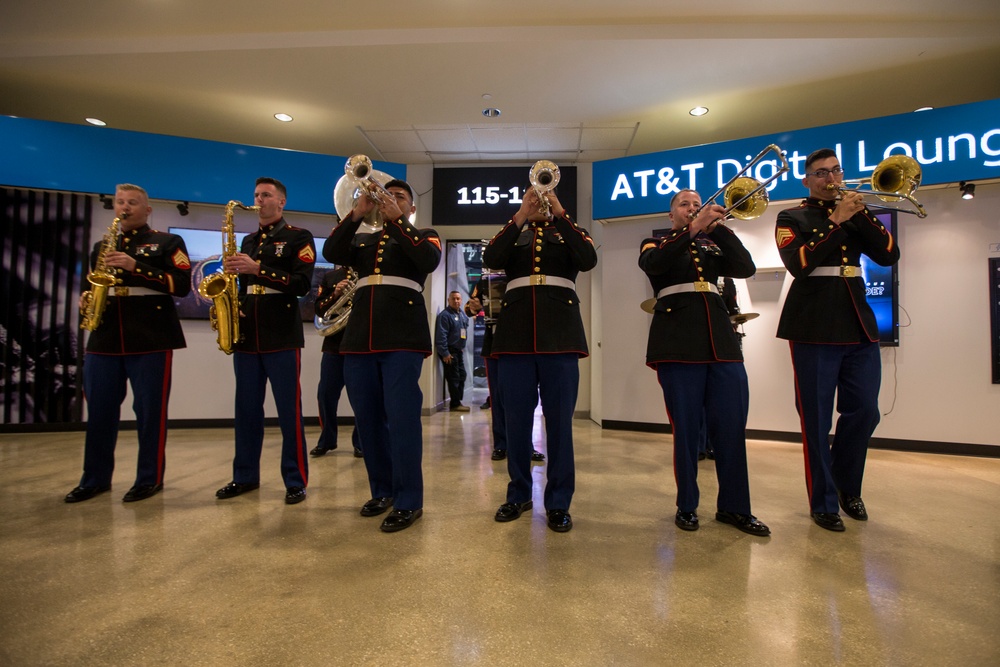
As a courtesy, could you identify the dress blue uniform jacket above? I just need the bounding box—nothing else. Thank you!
[235,218,315,352]
[86,224,191,354]
[775,198,899,343]
[482,214,597,356]
[323,213,441,355]
[639,224,755,364]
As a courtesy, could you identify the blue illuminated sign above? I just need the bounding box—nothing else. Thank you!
[0,117,405,215]
[593,98,1000,220]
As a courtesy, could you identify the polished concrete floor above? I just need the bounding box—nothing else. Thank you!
[1,397,998,667]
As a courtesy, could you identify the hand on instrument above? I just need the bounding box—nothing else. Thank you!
[350,193,377,222]
[466,297,483,316]
[830,190,864,225]
[688,204,726,238]
[333,279,351,298]
[103,251,137,273]
[223,252,261,275]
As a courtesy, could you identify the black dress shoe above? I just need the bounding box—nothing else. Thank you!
[495,500,533,522]
[491,448,507,461]
[675,510,699,531]
[215,482,260,499]
[360,497,393,517]
[811,512,846,532]
[353,447,364,458]
[380,508,422,532]
[122,484,163,503]
[698,451,707,461]
[706,449,715,460]
[531,450,545,462]
[64,485,111,503]
[716,510,771,537]
[310,445,335,457]
[480,397,491,409]
[546,509,573,533]
[285,487,306,504]
[838,493,868,521]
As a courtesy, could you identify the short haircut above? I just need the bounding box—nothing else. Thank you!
[449,290,461,296]
[805,148,838,171]
[116,183,148,200]
[255,176,287,198]
[669,188,699,210]
[384,179,414,203]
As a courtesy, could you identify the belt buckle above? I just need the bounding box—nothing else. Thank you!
[114,286,130,297]
[369,275,384,285]
[250,285,265,295]
[841,266,857,278]
[693,281,710,292]
[530,275,546,286]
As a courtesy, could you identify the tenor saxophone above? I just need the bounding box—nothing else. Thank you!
[79,215,123,331]
[198,201,260,354]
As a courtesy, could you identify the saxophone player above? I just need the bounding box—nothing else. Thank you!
[65,184,191,503]
[215,177,316,505]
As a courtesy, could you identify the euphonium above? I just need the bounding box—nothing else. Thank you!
[314,268,358,337]
[529,160,560,217]
[198,201,260,354]
[80,215,123,331]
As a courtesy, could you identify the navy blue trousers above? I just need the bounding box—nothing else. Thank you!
[789,341,881,513]
[485,356,506,451]
[232,349,308,489]
[344,352,424,511]
[655,361,751,515]
[317,352,360,452]
[81,351,172,488]
[496,353,578,511]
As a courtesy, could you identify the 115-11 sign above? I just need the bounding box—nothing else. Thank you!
[456,186,526,205]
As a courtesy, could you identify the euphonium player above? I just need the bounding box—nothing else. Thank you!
[323,179,441,533]
[483,183,597,533]
[65,184,191,504]
[775,148,900,532]
[638,189,769,537]
[215,177,316,505]
[311,264,362,458]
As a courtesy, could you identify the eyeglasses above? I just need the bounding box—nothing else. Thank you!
[805,167,844,178]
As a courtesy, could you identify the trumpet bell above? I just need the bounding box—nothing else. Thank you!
[723,177,770,220]
[333,166,395,220]
[530,160,560,192]
[871,155,922,203]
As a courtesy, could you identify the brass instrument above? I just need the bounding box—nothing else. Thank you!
[692,144,790,221]
[197,201,260,354]
[333,156,396,230]
[529,160,560,217]
[827,155,927,218]
[314,268,358,336]
[80,215,124,331]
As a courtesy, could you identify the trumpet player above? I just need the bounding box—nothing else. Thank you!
[323,179,441,533]
[639,189,769,537]
[215,177,316,505]
[65,184,191,503]
[483,184,597,533]
[776,148,900,532]
[311,265,362,458]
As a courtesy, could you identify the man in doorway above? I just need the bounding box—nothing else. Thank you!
[435,290,470,412]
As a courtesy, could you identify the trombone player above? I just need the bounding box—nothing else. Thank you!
[775,148,901,531]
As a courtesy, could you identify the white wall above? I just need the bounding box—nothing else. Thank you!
[593,181,1000,448]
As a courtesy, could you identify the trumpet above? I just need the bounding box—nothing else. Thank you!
[344,154,395,206]
[827,155,927,218]
[529,160,560,218]
[691,144,790,222]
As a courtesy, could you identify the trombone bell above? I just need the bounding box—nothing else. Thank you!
[724,177,770,220]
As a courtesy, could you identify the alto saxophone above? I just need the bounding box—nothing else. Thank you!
[198,201,260,354]
[314,268,357,337]
[79,215,123,331]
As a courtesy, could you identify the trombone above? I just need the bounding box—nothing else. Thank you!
[692,144,790,222]
[827,155,927,218]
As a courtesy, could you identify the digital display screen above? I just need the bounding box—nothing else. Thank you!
[860,211,899,346]
[432,166,578,226]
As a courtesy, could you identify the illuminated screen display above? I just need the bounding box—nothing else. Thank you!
[860,211,899,346]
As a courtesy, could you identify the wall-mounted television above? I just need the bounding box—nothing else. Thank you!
[168,227,333,322]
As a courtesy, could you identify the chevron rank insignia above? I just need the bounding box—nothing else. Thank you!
[775,227,795,249]
[172,248,191,269]
[298,245,316,263]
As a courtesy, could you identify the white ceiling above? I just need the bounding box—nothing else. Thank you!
[2,1,999,166]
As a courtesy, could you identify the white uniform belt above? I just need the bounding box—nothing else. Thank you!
[355,275,423,292]
[506,275,575,291]
[657,281,719,299]
[249,285,283,295]
[811,265,862,278]
[112,286,161,296]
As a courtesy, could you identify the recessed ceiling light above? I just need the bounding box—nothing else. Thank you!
[914,106,933,112]
[482,108,501,118]
[689,107,709,117]
[482,93,493,100]
[85,117,107,126]
[274,113,294,122]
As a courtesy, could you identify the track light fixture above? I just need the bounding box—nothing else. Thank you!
[959,181,975,200]
[177,201,190,216]
[100,194,114,210]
